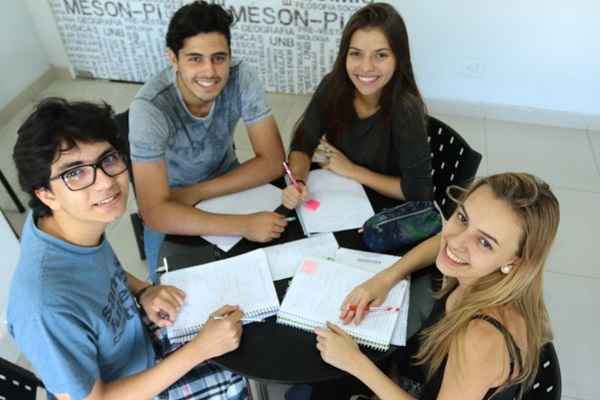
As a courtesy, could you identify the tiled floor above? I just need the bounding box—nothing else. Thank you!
[1,79,598,400]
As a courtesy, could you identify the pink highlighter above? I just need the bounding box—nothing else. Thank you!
[282,162,321,211]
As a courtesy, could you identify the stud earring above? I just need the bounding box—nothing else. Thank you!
[500,265,512,274]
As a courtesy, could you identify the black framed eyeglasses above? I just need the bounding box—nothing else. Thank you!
[48,151,128,191]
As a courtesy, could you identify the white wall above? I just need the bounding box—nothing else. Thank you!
[13,0,600,117]
[0,212,21,363]
[402,0,599,116]
[24,0,72,70]
[0,1,50,110]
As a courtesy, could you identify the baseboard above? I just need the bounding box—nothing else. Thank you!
[426,96,599,131]
[0,66,71,128]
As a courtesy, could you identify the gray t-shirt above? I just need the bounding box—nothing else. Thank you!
[7,213,155,399]
[129,59,271,188]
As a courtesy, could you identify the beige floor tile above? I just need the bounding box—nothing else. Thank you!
[485,119,600,192]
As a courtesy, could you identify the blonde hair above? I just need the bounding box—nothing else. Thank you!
[414,172,560,397]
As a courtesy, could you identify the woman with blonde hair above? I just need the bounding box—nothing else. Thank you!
[315,172,559,399]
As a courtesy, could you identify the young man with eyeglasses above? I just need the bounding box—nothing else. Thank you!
[130,1,287,282]
[7,98,248,400]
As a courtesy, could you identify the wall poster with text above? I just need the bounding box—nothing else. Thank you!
[48,0,373,93]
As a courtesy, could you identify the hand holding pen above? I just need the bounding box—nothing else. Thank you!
[339,274,396,325]
[282,161,309,209]
[192,305,244,358]
[137,284,186,328]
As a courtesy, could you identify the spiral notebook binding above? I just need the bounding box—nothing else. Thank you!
[169,304,279,344]
[276,313,389,352]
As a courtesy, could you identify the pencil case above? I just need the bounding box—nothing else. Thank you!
[361,200,442,253]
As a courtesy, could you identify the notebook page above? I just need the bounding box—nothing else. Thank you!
[278,257,402,350]
[334,248,411,346]
[161,249,279,342]
[195,184,282,251]
[297,170,374,235]
[263,233,338,280]
[334,248,400,274]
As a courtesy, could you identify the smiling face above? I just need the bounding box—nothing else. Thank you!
[345,28,396,102]
[169,32,230,115]
[436,185,523,287]
[36,141,129,232]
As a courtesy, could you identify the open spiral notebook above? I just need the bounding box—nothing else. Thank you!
[277,257,408,351]
[160,249,279,344]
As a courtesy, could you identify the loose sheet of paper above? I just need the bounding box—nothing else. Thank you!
[296,169,374,235]
[263,233,338,280]
[195,184,282,251]
[333,248,411,346]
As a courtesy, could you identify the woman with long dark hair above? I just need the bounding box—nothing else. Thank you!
[282,3,432,209]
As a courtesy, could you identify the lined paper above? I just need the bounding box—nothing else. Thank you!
[277,257,404,351]
[296,169,374,235]
[161,249,279,343]
[263,233,338,280]
[195,184,282,251]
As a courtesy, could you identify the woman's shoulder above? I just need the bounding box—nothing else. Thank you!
[477,305,529,377]
[482,306,528,350]
[389,94,427,137]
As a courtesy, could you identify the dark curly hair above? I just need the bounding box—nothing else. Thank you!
[166,1,234,56]
[12,97,123,217]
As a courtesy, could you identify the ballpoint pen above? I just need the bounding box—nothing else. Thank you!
[346,305,401,313]
[211,315,265,323]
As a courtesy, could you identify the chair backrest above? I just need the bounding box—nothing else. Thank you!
[0,357,44,400]
[115,110,146,260]
[114,110,135,188]
[427,116,482,219]
[522,342,561,400]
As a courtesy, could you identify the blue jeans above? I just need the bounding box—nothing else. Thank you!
[144,225,165,284]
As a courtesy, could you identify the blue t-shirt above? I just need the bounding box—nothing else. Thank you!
[7,213,155,399]
[129,59,272,188]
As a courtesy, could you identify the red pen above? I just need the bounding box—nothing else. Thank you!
[347,305,401,313]
[282,161,301,192]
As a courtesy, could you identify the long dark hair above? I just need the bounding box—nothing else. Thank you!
[296,3,426,146]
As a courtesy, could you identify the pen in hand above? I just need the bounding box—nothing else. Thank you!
[346,305,401,313]
[211,315,265,323]
[282,161,302,192]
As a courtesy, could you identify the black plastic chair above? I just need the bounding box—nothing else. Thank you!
[522,342,561,400]
[0,357,45,400]
[426,116,483,291]
[115,110,146,260]
[0,169,25,213]
[427,116,483,220]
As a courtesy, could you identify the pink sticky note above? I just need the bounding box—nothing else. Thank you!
[304,199,320,211]
[301,260,318,274]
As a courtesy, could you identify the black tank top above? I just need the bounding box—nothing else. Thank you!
[419,293,522,400]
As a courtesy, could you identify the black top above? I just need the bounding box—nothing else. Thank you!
[419,293,522,400]
[290,75,433,201]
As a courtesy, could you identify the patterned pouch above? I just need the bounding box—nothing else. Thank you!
[361,201,442,253]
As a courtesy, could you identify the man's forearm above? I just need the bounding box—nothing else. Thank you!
[141,199,251,236]
[170,154,284,206]
[87,340,210,400]
[125,272,150,296]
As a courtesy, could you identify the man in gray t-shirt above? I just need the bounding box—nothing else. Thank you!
[130,2,287,280]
